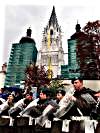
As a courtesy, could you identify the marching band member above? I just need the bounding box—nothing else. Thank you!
[68,77,97,117]
[54,88,75,119]
[8,92,33,118]
[67,77,97,133]
[19,98,39,116]
[19,88,52,118]
[35,89,66,127]
[0,94,15,116]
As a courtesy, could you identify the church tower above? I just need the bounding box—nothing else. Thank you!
[5,28,38,87]
[61,22,83,79]
[38,6,64,78]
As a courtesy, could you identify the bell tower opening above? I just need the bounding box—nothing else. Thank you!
[50,29,53,35]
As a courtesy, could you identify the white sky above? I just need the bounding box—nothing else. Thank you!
[0,0,100,70]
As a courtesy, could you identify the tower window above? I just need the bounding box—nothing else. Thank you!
[50,29,53,35]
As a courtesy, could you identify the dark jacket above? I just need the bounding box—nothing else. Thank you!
[29,98,50,117]
[74,87,97,116]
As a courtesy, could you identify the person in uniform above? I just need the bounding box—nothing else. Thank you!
[67,77,97,133]
[8,92,33,118]
[0,93,15,116]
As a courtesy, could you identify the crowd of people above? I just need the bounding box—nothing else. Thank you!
[0,77,100,130]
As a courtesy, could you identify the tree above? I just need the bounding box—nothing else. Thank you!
[24,64,51,93]
[77,20,100,79]
[49,80,64,98]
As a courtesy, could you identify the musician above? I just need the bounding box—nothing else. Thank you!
[60,77,96,116]
[19,87,52,118]
[62,77,97,133]
[67,77,97,117]
[56,89,66,104]
[9,92,33,118]
[0,93,15,116]
[40,89,66,120]
[35,89,65,127]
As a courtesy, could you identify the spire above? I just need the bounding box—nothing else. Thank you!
[26,27,32,37]
[49,6,58,27]
[75,21,81,32]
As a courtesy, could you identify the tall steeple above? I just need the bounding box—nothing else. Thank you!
[38,6,64,78]
[49,6,58,27]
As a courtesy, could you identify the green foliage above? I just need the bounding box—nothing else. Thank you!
[49,80,64,98]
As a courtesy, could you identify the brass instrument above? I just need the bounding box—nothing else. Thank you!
[54,88,75,118]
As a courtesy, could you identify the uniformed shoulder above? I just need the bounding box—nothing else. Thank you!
[85,88,96,94]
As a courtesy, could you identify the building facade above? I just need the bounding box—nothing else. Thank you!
[37,6,64,78]
[5,28,38,87]
[61,23,82,79]
[61,40,80,79]
[61,22,100,79]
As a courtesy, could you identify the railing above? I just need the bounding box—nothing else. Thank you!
[0,116,99,133]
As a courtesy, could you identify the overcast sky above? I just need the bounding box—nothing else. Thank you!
[0,0,100,70]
